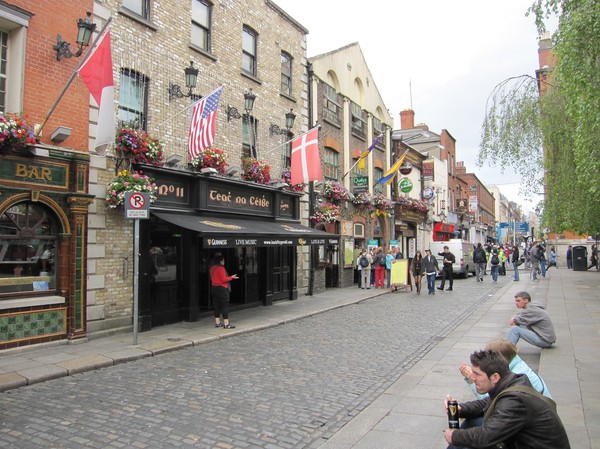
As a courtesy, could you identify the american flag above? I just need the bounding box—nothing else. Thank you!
[188,85,224,160]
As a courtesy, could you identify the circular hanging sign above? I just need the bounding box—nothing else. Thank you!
[422,187,435,200]
[399,162,413,175]
[399,177,413,193]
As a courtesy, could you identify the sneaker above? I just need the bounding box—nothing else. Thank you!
[223,323,236,329]
[215,323,223,328]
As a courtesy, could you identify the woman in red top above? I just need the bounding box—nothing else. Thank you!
[209,256,239,329]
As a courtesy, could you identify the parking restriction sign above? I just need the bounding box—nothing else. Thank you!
[124,192,150,219]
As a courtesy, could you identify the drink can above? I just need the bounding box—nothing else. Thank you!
[447,400,459,429]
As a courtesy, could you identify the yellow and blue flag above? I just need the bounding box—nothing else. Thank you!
[357,134,383,170]
[375,152,408,186]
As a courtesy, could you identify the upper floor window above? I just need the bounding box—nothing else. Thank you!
[242,115,258,158]
[374,168,384,192]
[322,83,339,125]
[0,31,7,113]
[191,0,211,52]
[122,0,150,19]
[0,203,58,297]
[323,147,339,180]
[351,102,366,138]
[242,26,257,77]
[119,69,148,129]
[280,52,292,96]
[281,141,292,169]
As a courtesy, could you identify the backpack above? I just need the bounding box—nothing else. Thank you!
[491,254,500,265]
[359,256,369,268]
[378,255,386,267]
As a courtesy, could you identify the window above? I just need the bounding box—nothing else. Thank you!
[322,83,339,125]
[242,115,257,158]
[122,0,150,19]
[0,31,7,112]
[0,203,58,297]
[191,0,211,52]
[351,102,365,138]
[119,69,148,129]
[242,26,257,77]
[280,52,292,96]
[281,141,291,169]
[374,168,384,192]
[323,147,338,180]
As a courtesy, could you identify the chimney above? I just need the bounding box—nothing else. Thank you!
[400,109,415,129]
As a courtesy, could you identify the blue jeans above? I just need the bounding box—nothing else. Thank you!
[540,260,547,277]
[426,273,436,293]
[491,265,499,282]
[513,262,519,280]
[508,326,553,348]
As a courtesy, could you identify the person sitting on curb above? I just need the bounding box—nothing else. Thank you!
[444,350,570,449]
[507,291,556,348]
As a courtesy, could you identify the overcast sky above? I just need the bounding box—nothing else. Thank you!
[273,0,551,211]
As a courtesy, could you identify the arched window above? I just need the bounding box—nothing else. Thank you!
[0,203,58,296]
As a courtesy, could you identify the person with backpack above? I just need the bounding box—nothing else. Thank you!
[357,250,372,289]
[490,249,501,283]
[473,243,487,282]
[530,242,541,281]
[373,246,386,288]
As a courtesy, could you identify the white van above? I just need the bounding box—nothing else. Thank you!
[429,239,476,278]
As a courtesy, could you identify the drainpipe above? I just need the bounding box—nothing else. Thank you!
[307,62,315,296]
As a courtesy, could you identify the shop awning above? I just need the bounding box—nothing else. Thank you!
[153,212,340,248]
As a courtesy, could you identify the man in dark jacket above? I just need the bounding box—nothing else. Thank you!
[473,243,487,282]
[444,350,570,449]
[437,246,456,291]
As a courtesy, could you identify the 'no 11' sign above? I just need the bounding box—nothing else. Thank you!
[124,192,150,219]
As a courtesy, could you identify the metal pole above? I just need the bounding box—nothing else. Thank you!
[133,219,140,345]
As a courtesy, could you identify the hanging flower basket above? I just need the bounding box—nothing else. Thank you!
[352,192,373,209]
[241,157,271,184]
[323,180,351,204]
[115,127,164,166]
[190,147,228,174]
[310,202,342,224]
[0,112,38,152]
[397,194,429,212]
[281,167,306,192]
[105,169,158,210]
[372,192,394,216]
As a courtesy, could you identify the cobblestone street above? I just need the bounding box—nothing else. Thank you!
[0,278,509,449]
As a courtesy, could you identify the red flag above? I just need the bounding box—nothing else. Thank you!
[188,85,223,160]
[291,127,321,185]
[78,30,115,149]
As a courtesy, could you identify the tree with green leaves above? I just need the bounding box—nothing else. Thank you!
[479,0,600,235]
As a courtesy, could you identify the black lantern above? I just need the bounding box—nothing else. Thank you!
[53,12,97,61]
[227,89,257,122]
[270,109,297,136]
[168,61,200,101]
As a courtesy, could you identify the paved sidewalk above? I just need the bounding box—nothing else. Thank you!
[316,268,599,449]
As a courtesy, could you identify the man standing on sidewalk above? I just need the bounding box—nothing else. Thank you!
[512,244,520,281]
[438,246,456,291]
[473,243,487,282]
[530,242,542,280]
[444,350,570,449]
[507,291,556,348]
[423,249,439,295]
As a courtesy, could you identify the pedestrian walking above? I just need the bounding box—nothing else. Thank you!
[566,245,573,269]
[437,246,456,291]
[373,246,386,288]
[209,255,239,329]
[411,250,425,295]
[423,249,439,295]
[473,242,487,282]
[385,249,394,288]
[511,244,520,281]
[548,246,558,268]
[530,242,541,280]
[539,243,547,277]
[357,250,372,289]
[588,244,598,270]
[490,249,500,283]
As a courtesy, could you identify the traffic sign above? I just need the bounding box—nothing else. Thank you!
[124,192,150,219]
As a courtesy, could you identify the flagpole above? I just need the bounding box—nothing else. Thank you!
[155,84,224,130]
[35,18,113,137]
[259,125,320,159]
[342,133,383,180]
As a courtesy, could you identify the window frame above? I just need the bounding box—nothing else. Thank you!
[122,0,150,19]
[191,0,212,53]
[374,168,384,192]
[351,101,366,138]
[323,147,339,180]
[242,115,258,159]
[242,26,258,77]
[322,83,340,125]
[118,68,149,130]
[280,51,292,96]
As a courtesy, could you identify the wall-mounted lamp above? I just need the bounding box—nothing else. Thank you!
[200,167,218,175]
[227,89,256,122]
[269,109,296,136]
[53,12,97,61]
[168,61,200,101]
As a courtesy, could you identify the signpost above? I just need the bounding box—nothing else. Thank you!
[124,192,150,345]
